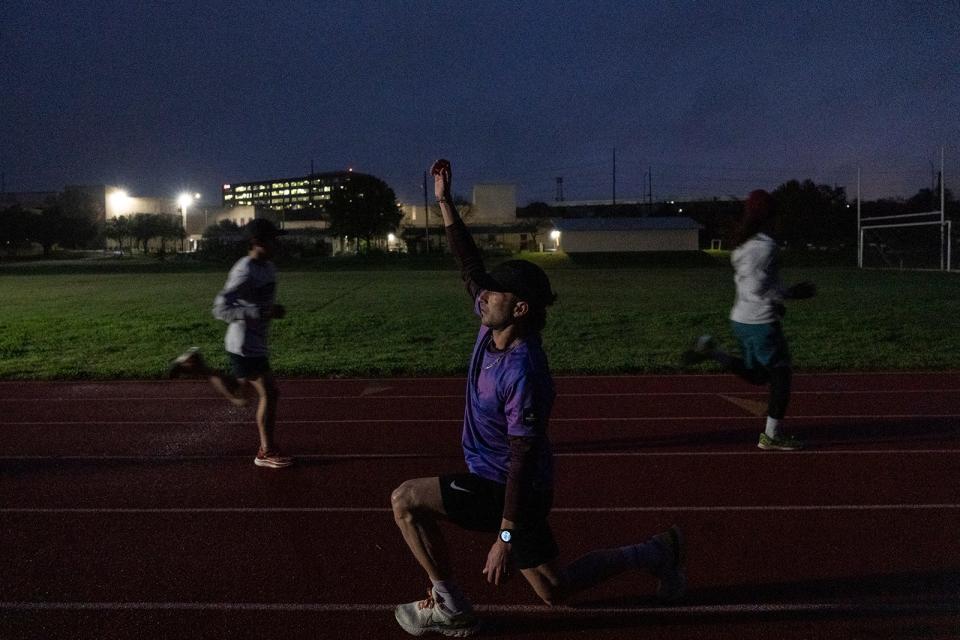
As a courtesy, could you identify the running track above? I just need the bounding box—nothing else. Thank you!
[1,372,958,639]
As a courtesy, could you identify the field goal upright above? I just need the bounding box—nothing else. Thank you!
[858,147,952,271]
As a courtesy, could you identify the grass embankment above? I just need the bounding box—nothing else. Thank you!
[0,256,957,378]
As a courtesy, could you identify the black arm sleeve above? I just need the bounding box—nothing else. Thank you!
[445,219,490,300]
[503,435,538,522]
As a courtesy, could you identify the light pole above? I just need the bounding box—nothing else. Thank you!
[107,189,130,253]
[178,193,200,251]
[550,229,561,252]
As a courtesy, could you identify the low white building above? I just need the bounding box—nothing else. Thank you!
[400,183,542,252]
[547,217,702,253]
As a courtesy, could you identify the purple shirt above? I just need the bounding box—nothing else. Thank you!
[462,295,555,488]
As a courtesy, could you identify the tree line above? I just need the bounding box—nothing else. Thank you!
[0,189,100,257]
[0,188,192,258]
[2,175,953,258]
[522,179,957,251]
[104,213,186,254]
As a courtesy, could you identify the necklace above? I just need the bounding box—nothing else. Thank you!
[483,341,518,370]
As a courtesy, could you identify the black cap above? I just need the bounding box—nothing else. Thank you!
[483,260,556,309]
[244,218,286,241]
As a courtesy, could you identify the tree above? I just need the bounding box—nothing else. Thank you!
[54,188,100,249]
[28,189,100,256]
[0,205,32,256]
[771,179,850,247]
[326,173,402,252]
[905,186,956,214]
[202,219,243,240]
[198,220,245,261]
[104,215,132,253]
[129,213,169,254]
[156,214,186,254]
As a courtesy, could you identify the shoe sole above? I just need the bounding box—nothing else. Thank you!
[254,458,294,468]
[394,612,479,638]
[757,441,803,451]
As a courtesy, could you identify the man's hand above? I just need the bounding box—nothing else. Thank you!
[482,539,513,586]
[786,281,817,300]
[431,159,452,202]
[266,304,286,320]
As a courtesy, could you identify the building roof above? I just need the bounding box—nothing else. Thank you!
[550,216,702,232]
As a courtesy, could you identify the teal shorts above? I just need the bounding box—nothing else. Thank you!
[731,321,792,369]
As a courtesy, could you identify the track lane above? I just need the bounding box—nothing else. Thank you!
[2,371,958,400]
[3,373,959,639]
[2,454,959,509]
[1,511,957,605]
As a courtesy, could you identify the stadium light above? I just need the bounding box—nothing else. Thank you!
[108,189,130,218]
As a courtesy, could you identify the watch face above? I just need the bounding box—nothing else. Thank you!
[499,530,512,543]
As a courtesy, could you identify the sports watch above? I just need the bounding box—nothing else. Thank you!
[499,529,513,543]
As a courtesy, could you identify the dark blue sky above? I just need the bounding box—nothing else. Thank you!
[2,1,958,205]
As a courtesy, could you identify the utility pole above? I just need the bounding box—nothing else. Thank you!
[612,148,617,206]
[555,177,564,202]
[647,166,653,216]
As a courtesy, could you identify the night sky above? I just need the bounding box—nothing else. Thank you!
[2,1,958,206]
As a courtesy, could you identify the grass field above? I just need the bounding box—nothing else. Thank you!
[0,259,957,378]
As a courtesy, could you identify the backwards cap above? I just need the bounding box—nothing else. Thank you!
[244,218,286,241]
[482,259,556,309]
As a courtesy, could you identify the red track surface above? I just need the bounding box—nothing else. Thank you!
[1,372,959,639]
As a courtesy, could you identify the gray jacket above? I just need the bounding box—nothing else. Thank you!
[212,256,277,357]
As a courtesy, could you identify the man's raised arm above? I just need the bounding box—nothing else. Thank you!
[432,158,488,299]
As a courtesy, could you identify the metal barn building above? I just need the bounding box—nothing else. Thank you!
[547,217,702,253]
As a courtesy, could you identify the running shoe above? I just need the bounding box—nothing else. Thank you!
[254,449,294,468]
[168,347,205,378]
[757,433,804,451]
[679,335,716,367]
[651,525,687,603]
[395,587,478,637]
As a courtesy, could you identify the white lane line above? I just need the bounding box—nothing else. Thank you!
[3,413,960,425]
[1,449,959,461]
[3,389,958,401]
[2,504,959,514]
[2,371,956,384]
[0,601,956,614]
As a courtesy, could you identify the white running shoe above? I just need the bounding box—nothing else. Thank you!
[254,449,294,469]
[168,347,205,378]
[395,587,478,637]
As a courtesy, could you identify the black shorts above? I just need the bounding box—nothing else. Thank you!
[229,353,271,379]
[439,472,558,570]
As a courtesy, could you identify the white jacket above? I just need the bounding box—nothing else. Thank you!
[729,233,786,324]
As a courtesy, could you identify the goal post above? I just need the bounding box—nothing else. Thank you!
[859,215,951,270]
[857,147,951,271]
